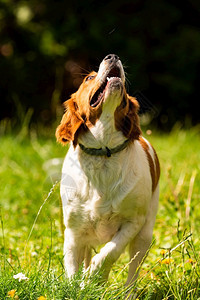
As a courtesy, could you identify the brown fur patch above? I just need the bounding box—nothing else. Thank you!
[56,72,102,146]
[55,97,84,146]
[139,137,160,192]
[115,94,141,140]
[152,146,160,188]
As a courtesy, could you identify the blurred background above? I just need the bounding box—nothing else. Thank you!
[0,0,200,131]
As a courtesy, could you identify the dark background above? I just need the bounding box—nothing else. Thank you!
[1,0,200,130]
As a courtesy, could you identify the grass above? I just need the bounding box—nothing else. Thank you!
[0,123,200,299]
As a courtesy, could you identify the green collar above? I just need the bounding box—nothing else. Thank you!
[79,139,130,158]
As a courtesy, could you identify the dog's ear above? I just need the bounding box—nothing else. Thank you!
[56,95,84,146]
[115,95,141,140]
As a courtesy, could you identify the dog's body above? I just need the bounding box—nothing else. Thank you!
[56,54,160,285]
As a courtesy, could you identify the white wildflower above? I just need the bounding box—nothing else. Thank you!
[13,272,29,282]
[80,281,85,290]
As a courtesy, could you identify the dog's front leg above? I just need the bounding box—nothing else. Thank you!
[89,218,145,281]
[64,228,84,278]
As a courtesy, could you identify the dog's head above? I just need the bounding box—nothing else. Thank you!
[56,54,141,146]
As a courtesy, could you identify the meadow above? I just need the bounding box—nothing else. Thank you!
[0,122,200,299]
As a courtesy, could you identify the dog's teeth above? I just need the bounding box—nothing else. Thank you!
[107,77,116,81]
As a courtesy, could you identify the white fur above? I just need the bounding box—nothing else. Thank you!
[61,136,159,282]
[60,57,159,285]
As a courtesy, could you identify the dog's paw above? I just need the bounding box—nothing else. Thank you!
[90,253,104,275]
[88,252,112,282]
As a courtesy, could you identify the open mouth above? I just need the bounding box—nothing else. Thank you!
[90,67,121,108]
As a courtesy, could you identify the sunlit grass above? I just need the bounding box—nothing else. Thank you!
[0,124,200,299]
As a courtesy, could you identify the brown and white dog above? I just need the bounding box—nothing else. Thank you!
[56,54,160,285]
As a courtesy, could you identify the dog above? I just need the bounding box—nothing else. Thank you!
[56,54,160,286]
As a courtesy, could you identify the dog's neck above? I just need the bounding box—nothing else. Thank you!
[78,111,126,149]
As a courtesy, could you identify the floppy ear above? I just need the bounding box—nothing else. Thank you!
[56,95,84,146]
[115,95,141,140]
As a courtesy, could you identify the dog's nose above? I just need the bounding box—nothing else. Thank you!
[104,54,119,63]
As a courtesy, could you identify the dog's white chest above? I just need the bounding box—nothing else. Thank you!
[61,142,152,246]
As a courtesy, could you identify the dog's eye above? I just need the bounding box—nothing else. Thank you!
[85,75,95,81]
